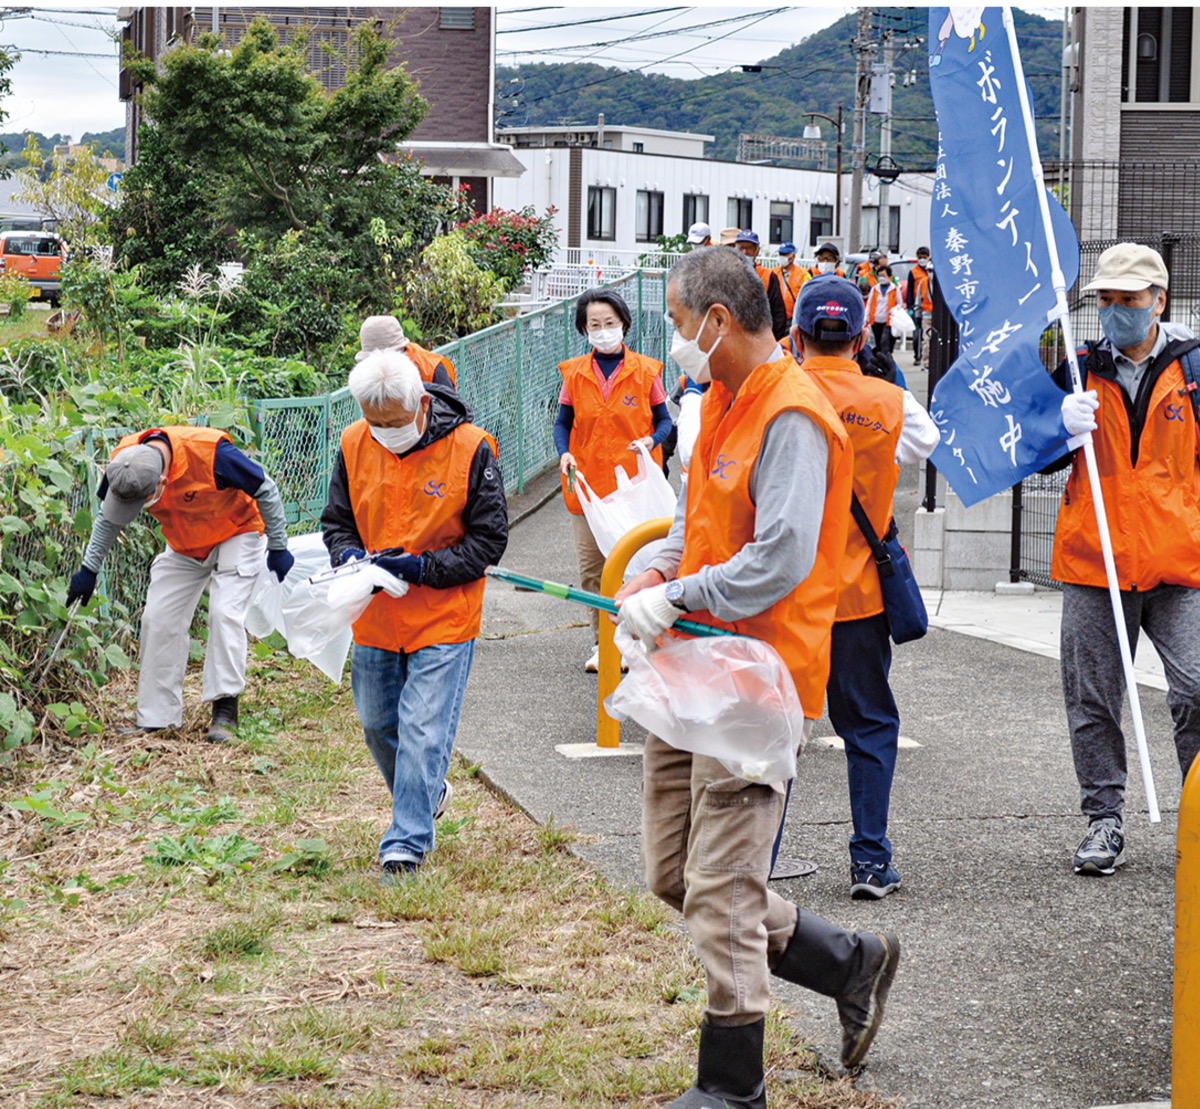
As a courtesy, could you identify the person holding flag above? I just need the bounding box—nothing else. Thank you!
[1048,244,1200,876]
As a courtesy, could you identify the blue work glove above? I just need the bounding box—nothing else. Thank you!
[338,547,366,566]
[376,553,425,585]
[67,566,98,606]
[266,548,295,583]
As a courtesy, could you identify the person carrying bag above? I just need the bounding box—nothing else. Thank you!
[792,274,938,901]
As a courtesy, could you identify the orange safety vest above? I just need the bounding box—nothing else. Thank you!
[807,266,846,280]
[857,261,878,289]
[558,347,664,515]
[113,427,264,560]
[803,356,903,620]
[340,418,497,652]
[910,263,933,313]
[1052,359,1200,591]
[407,342,457,388]
[866,283,902,324]
[677,356,852,718]
[777,264,808,318]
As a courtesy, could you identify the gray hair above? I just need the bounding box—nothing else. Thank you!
[668,246,772,334]
[348,350,425,411]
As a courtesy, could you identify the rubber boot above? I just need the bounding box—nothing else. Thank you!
[665,1018,767,1108]
[770,907,899,1068]
[206,695,238,744]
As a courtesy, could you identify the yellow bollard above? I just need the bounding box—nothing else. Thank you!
[1175,755,1200,1101]
[595,517,674,748]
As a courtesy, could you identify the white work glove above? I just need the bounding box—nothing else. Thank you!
[618,583,681,648]
[1061,390,1099,437]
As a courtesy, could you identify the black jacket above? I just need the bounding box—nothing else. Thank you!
[320,383,509,588]
[765,270,790,342]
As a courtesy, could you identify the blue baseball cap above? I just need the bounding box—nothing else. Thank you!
[778,241,796,255]
[794,275,865,339]
[735,228,759,245]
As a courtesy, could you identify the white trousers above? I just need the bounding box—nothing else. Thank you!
[137,531,266,727]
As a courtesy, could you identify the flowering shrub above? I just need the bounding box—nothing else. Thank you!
[456,205,558,289]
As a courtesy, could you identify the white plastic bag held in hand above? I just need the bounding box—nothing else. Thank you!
[246,534,407,683]
[606,626,805,784]
[575,441,677,557]
[889,305,915,337]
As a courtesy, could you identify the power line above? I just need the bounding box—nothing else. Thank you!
[519,9,787,106]
[7,44,113,56]
[498,8,791,59]
[498,7,689,35]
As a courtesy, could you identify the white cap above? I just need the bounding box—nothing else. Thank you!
[686,222,712,245]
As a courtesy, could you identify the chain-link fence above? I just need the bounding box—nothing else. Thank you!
[28,271,675,638]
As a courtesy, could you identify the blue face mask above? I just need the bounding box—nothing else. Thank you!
[1099,302,1156,351]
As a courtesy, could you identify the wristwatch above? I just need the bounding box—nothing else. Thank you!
[664,579,688,611]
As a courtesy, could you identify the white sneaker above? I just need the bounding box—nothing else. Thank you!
[434,780,453,820]
[585,646,600,672]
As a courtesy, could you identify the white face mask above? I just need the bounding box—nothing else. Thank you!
[670,307,721,385]
[370,416,422,454]
[588,327,624,355]
[818,261,836,274]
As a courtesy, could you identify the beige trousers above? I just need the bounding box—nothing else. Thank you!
[570,513,606,643]
[641,733,801,1026]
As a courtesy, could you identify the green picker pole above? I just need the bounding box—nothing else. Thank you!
[484,566,736,639]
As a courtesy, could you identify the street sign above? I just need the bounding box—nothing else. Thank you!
[106,172,123,194]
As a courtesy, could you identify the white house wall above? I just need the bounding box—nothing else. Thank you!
[492,147,933,260]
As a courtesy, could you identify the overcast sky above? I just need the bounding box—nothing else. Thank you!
[0,4,1066,142]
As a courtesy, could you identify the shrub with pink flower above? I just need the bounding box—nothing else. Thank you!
[456,205,558,289]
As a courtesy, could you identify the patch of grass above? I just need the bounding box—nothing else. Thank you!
[0,653,899,1109]
[199,1043,338,1081]
[47,1048,178,1100]
[199,918,274,959]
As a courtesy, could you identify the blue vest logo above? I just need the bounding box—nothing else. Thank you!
[423,480,447,498]
[1165,402,1185,422]
[622,394,638,406]
[711,453,737,479]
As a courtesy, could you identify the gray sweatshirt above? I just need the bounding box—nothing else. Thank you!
[647,346,830,621]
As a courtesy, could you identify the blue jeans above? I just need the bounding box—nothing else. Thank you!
[350,639,476,866]
[826,613,899,867]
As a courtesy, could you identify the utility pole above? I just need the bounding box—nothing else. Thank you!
[877,30,894,253]
[848,7,873,254]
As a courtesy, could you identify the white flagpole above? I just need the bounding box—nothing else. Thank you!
[1003,7,1160,822]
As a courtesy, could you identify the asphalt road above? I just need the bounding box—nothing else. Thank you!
[457,479,1179,1109]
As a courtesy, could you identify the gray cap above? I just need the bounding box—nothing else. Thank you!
[356,315,409,362]
[102,444,164,526]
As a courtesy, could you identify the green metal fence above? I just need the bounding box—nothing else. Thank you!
[252,269,671,533]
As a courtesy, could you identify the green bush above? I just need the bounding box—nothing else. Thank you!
[229,232,346,367]
[0,385,157,757]
[0,272,32,318]
[403,231,506,347]
[457,205,558,288]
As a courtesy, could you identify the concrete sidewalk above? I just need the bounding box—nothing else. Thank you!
[456,483,1180,1109]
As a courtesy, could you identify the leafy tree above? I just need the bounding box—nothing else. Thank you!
[130,18,434,242]
[13,136,110,245]
[0,48,13,171]
[119,17,468,315]
[108,124,231,288]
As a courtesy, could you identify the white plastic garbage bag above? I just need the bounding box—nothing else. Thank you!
[889,305,915,337]
[246,533,407,683]
[605,625,805,784]
[575,441,677,557]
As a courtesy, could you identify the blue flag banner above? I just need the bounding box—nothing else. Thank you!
[927,6,1081,507]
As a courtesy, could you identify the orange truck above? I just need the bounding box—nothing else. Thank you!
[0,231,67,303]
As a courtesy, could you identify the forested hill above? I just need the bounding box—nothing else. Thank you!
[496,8,1065,167]
[0,127,125,169]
